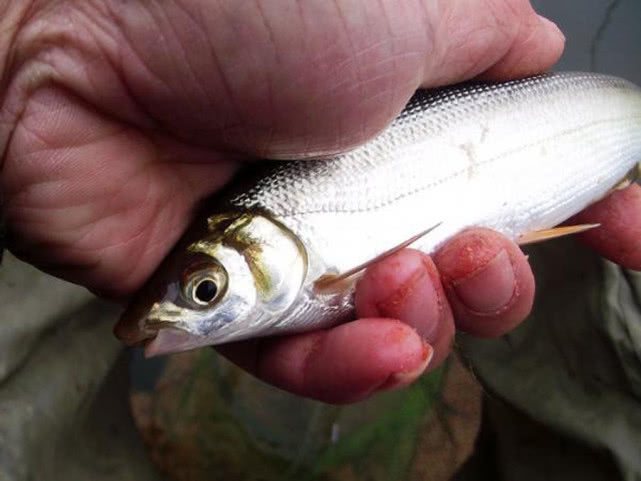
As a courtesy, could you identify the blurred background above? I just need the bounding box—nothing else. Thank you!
[0,1,639,480]
[535,0,641,82]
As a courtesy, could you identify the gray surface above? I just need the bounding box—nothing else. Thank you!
[534,0,641,82]
[0,255,94,381]
[0,255,161,481]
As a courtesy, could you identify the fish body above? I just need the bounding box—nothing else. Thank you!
[116,72,641,355]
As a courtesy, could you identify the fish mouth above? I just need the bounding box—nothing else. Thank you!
[115,317,201,358]
[142,329,203,357]
[113,313,157,347]
[114,291,161,346]
[115,303,211,357]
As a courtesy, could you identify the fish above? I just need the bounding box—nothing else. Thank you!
[115,72,641,357]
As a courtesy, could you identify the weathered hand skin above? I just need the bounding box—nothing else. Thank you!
[10,0,638,404]
[0,0,564,297]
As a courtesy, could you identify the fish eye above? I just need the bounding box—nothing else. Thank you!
[194,278,218,304]
[181,262,227,307]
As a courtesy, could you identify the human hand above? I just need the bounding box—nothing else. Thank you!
[1,0,639,403]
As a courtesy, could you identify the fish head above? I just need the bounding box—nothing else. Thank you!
[115,212,308,356]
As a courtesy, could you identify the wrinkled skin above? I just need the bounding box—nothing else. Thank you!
[1,0,640,404]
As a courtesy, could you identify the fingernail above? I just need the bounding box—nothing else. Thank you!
[377,342,434,393]
[451,249,516,313]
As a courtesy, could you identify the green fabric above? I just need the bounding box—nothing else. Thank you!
[456,239,641,481]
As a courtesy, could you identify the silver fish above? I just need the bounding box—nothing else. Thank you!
[115,72,641,356]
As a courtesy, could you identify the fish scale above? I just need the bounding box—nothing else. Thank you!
[116,72,641,353]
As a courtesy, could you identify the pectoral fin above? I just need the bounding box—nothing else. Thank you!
[518,224,600,245]
[314,222,442,293]
[315,222,598,293]
[593,163,641,202]
[612,163,640,192]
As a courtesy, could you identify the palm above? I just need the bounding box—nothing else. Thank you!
[3,103,238,296]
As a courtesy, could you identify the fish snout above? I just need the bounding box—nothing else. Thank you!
[114,294,160,346]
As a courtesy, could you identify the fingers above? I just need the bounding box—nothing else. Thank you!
[354,229,536,342]
[220,229,535,404]
[571,184,641,270]
[355,249,455,368]
[220,249,453,404]
[218,320,432,404]
[433,228,536,337]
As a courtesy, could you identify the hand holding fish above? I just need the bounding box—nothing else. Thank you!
[1,0,640,404]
